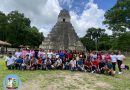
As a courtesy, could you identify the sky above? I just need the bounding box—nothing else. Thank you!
[0,0,117,37]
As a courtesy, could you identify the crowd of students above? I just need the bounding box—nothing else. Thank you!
[5,48,128,76]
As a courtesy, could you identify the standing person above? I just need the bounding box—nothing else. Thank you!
[15,49,21,58]
[116,51,126,74]
[47,50,53,59]
[21,48,28,59]
[5,53,16,70]
[97,53,102,61]
[110,52,117,74]
[105,52,111,62]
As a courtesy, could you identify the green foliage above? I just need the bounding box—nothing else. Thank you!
[80,27,111,51]
[0,11,44,47]
[103,0,130,32]
[117,32,130,51]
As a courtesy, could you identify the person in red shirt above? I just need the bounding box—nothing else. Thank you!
[84,59,92,72]
[97,53,102,61]
[92,59,99,73]
[105,53,111,62]
[37,57,42,69]
[68,51,73,61]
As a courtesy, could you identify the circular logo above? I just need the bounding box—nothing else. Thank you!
[3,74,22,90]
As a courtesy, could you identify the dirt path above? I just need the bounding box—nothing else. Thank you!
[20,72,112,90]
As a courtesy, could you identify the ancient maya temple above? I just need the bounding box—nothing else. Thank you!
[39,9,85,51]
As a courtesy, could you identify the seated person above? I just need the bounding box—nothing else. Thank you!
[15,56,23,70]
[54,58,63,69]
[30,56,37,70]
[5,53,16,70]
[84,59,92,72]
[69,58,77,71]
[51,58,57,69]
[104,60,114,75]
[22,54,30,70]
[99,60,106,74]
[64,58,70,70]
[43,57,52,70]
[77,58,85,71]
[92,59,99,73]
[37,57,43,69]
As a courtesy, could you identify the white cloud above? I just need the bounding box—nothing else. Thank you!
[0,0,61,37]
[0,0,112,37]
[70,0,112,37]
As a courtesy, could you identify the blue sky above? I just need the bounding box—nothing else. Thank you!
[0,0,117,37]
[59,0,117,15]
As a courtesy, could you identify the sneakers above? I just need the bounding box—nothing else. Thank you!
[118,72,122,74]
[113,71,116,74]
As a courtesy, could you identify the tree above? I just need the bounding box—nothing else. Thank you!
[80,27,111,51]
[98,34,111,50]
[0,11,8,41]
[85,27,105,50]
[0,11,44,47]
[103,0,130,33]
[117,32,130,51]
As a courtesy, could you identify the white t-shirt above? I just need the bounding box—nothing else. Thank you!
[5,56,16,66]
[55,59,62,66]
[15,52,21,58]
[47,52,53,59]
[69,60,76,67]
[117,55,125,61]
[110,55,117,62]
[56,53,59,58]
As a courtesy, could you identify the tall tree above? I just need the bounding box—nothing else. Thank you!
[0,11,8,41]
[117,32,130,51]
[104,0,130,33]
[0,11,44,47]
[85,27,105,50]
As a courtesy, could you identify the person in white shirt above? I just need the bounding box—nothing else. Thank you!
[47,50,53,59]
[69,58,77,71]
[15,49,21,58]
[54,58,62,69]
[110,52,117,74]
[5,53,16,69]
[116,51,126,74]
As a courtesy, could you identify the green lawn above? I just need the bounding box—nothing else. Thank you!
[0,57,130,90]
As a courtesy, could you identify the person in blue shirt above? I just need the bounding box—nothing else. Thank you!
[15,56,23,70]
[59,51,64,60]
[77,58,85,71]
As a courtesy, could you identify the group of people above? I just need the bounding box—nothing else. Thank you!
[5,48,128,76]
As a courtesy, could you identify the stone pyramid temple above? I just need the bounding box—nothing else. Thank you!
[39,9,84,51]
